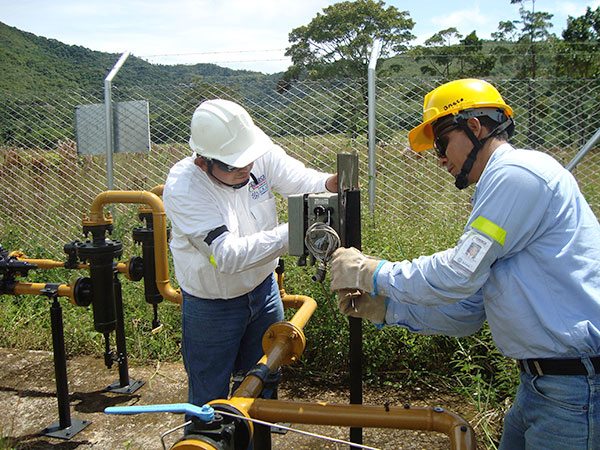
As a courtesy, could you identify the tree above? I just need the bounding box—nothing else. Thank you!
[281,0,414,140]
[492,0,555,78]
[459,31,497,77]
[491,1,555,148]
[553,6,600,146]
[415,28,463,77]
[557,6,600,78]
[415,29,496,78]
[284,0,414,80]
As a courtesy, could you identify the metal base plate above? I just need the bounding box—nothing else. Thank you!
[42,418,91,439]
[105,379,145,394]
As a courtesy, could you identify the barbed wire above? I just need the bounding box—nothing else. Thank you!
[140,48,286,58]
[136,41,599,64]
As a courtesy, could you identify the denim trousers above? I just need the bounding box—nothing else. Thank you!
[499,357,599,450]
[181,274,284,410]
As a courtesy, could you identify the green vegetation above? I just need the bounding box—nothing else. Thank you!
[0,21,266,97]
[0,131,533,448]
[284,0,414,80]
[0,205,515,446]
[1,3,600,447]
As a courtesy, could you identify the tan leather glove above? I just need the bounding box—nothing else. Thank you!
[330,247,383,293]
[337,289,387,324]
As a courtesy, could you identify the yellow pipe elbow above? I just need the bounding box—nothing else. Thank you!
[86,190,181,304]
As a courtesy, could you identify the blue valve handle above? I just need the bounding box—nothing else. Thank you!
[104,403,215,422]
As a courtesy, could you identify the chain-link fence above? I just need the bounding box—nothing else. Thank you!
[1,76,599,255]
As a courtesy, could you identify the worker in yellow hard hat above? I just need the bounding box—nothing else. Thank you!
[330,79,600,449]
[409,78,514,189]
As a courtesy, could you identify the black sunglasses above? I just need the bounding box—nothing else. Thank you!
[206,158,240,172]
[434,126,458,158]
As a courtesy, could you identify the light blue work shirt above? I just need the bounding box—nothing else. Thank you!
[376,143,600,359]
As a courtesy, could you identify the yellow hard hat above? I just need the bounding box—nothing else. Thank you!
[408,79,513,152]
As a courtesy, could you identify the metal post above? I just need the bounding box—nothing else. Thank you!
[50,297,71,429]
[367,40,382,215]
[565,126,600,172]
[106,272,144,394]
[104,51,130,190]
[42,295,90,439]
[337,153,362,447]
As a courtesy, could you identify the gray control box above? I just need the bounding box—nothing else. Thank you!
[288,192,338,257]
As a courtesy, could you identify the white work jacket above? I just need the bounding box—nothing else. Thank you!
[163,145,330,299]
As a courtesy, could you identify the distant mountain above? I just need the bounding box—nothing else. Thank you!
[0,21,271,96]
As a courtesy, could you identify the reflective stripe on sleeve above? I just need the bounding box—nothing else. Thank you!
[470,216,506,246]
[204,225,228,246]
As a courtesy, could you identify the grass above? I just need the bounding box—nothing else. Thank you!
[1,134,599,450]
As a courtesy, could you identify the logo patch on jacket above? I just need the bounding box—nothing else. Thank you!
[249,174,268,199]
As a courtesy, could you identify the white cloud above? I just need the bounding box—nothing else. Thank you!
[417,3,491,44]
[553,0,600,17]
[431,9,488,32]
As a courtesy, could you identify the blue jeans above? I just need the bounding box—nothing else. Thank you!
[499,357,600,450]
[181,274,284,410]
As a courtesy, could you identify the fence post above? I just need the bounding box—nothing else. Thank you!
[104,51,130,190]
[565,126,600,172]
[367,39,381,214]
[367,40,382,215]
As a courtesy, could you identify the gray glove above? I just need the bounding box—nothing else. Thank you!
[337,289,387,324]
[330,247,383,293]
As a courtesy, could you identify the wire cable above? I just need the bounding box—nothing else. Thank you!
[304,222,341,283]
[304,222,340,262]
[217,410,380,450]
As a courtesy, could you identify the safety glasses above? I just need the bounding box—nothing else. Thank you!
[433,125,458,158]
[212,159,241,172]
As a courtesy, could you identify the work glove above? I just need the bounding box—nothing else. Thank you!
[330,247,384,293]
[337,289,387,324]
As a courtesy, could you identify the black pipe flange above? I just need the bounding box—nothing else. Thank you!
[126,256,144,282]
[72,277,93,307]
[63,240,83,269]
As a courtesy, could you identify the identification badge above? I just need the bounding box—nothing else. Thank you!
[452,230,493,273]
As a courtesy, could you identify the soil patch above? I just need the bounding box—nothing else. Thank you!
[0,348,480,449]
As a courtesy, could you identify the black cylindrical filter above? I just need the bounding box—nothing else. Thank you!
[78,239,122,334]
[132,227,163,305]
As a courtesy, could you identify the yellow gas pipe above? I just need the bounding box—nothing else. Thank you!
[8,252,135,305]
[233,294,316,399]
[82,189,476,449]
[12,282,76,303]
[9,253,130,278]
[84,190,181,303]
[222,396,475,450]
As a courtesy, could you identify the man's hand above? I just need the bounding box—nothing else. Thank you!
[325,174,338,193]
[337,289,387,324]
[330,247,383,293]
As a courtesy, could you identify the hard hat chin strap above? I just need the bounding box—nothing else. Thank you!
[206,161,251,189]
[454,122,483,190]
[453,116,514,190]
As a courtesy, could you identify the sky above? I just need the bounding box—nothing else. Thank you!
[1,0,599,74]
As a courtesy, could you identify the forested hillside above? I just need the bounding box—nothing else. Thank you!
[0,21,266,96]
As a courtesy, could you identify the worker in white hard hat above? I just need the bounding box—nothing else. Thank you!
[163,99,337,434]
[329,79,600,449]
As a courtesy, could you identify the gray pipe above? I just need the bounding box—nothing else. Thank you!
[565,126,600,172]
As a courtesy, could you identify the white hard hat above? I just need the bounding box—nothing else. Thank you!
[189,99,274,167]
